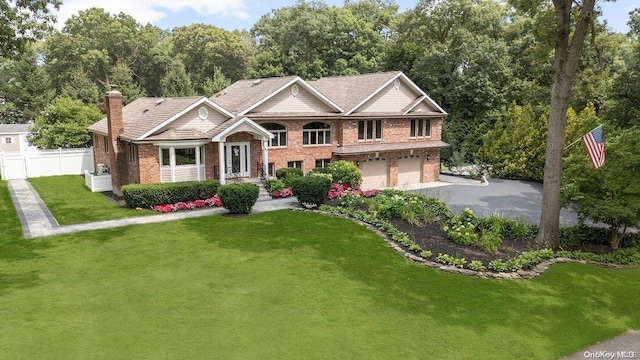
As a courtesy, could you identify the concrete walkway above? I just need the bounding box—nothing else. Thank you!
[7,179,299,239]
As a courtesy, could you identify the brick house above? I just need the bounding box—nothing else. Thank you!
[88,71,448,194]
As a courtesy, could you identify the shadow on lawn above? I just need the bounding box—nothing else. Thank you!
[189,210,639,356]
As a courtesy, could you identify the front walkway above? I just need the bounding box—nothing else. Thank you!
[7,179,298,239]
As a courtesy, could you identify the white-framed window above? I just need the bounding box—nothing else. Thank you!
[315,159,331,168]
[303,122,331,145]
[263,123,287,147]
[410,119,431,138]
[358,120,382,141]
[287,160,303,169]
[161,146,204,166]
[2,137,13,144]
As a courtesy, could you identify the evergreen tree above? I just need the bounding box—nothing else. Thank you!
[160,59,195,97]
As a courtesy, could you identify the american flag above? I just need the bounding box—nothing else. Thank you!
[581,125,605,169]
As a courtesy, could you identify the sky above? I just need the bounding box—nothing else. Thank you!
[51,0,638,34]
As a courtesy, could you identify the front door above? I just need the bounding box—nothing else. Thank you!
[224,142,251,178]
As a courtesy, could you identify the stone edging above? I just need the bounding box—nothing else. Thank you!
[308,209,625,280]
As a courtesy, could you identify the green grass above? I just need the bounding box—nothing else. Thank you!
[1,180,639,359]
[28,175,154,224]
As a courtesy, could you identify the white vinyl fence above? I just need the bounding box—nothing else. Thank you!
[0,148,94,180]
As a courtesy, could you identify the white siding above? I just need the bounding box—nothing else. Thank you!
[355,80,419,114]
[252,85,336,114]
[164,105,229,132]
[161,165,205,183]
[410,101,439,114]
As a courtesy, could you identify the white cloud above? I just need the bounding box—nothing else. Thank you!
[52,0,249,29]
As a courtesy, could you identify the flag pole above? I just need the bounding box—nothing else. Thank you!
[564,125,602,151]
[564,137,582,151]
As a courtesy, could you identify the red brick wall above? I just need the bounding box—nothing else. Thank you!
[255,119,336,173]
[137,144,159,184]
[92,134,111,172]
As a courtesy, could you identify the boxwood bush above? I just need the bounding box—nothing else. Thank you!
[217,183,259,214]
[122,180,219,208]
[275,167,303,187]
[291,176,331,207]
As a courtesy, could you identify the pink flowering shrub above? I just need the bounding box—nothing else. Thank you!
[153,194,222,213]
[271,187,293,198]
[328,183,378,199]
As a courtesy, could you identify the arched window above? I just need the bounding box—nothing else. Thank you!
[262,122,287,147]
[303,122,331,145]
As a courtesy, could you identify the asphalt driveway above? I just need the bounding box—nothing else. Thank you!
[408,175,580,225]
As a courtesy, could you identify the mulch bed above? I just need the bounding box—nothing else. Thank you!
[388,218,614,267]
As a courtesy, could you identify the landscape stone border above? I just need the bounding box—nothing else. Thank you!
[309,209,625,280]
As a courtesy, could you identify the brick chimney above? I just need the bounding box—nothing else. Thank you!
[105,88,124,195]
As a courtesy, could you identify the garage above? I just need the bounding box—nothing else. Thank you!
[361,158,388,189]
[397,156,422,186]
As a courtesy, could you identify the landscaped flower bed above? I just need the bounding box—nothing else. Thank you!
[319,189,640,274]
[153,195,222,213]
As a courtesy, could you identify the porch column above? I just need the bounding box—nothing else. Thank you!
[195,146,201,181]
[218,140,226,185]
[262,139,269,178]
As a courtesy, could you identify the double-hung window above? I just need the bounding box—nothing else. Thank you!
[358,120,382,141]
[410,119,431,138]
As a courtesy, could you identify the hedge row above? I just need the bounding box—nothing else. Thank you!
[122,180,220,208]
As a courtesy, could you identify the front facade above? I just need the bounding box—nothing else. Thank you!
[88,71,448,193]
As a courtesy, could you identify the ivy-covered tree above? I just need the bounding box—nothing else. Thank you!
[28,97,103,148]
[562,127,640,249]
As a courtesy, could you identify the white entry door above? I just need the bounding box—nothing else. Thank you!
[224,142,251,178]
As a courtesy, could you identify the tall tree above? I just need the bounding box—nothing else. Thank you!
[44,8,152,94]
[0,44,54,123]
[530,0,597,248]
[60,68,102,105]
[0,0,61,58]
[28,96,103,148]
[161,59,195,97]
[248,0,389,79]
[169,24,251,87]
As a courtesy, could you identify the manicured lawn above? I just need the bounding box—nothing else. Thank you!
[0,184,639,359]
[28,175,154,224]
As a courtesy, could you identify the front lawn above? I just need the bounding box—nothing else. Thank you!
[0,202,638,358]
[28,175,154,224]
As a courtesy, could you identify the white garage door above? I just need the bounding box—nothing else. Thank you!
[361,159,388,189]
[397,156,422,186]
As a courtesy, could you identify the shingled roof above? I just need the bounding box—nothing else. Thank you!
[309,71,402,113]
[89,97,207,140]
[210,76,299,114]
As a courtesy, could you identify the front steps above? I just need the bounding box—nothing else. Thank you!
[233,177,271,201]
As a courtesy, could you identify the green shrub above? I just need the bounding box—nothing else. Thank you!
[469,260,486,271]
[308,167,334,182]
[217,183,259,214]
[480,229,501,253]
[420,250,433,259]
[275,167,303,187]
[122,180,219,208]
[326,160,361,187]
[267,178,285,193]
[291,176,331,207]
